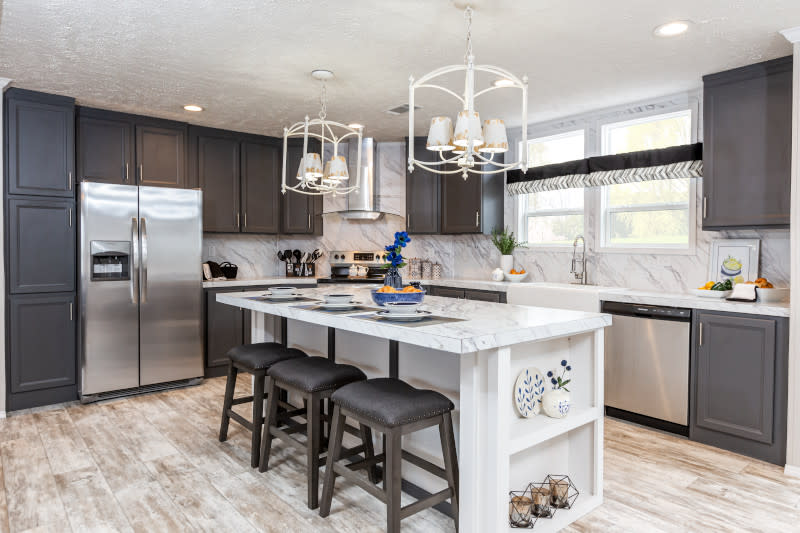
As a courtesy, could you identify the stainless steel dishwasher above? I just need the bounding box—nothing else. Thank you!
[602,301,692,435]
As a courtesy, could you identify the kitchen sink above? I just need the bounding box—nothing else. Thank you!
[507,282,609,312]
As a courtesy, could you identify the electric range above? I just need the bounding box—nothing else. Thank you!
[317,250,389,284]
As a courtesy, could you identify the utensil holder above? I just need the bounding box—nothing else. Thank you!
[287,263,315,277]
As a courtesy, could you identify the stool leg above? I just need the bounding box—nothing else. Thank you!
[385,429,402,533]
[439,412,459,531]
[258,377,279,472]
[359,423,379,484]
[307,392,321,509]
[319,404,345,518]
[250,371,266,468]
[218,361,238,442]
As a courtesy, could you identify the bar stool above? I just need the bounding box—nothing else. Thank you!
[259,356,373,509]
[218,342,307,468]
[319,378,459,533]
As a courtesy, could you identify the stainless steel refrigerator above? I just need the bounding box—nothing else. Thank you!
[79,182,203,402]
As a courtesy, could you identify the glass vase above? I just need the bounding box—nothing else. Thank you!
[384,266,403,289]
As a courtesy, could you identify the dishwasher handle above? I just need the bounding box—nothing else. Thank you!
[601,301,691,321]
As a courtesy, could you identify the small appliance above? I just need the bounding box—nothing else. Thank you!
[321,250,390,283]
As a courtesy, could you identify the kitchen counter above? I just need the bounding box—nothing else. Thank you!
[202,277,318,289]
[599,288,791,317]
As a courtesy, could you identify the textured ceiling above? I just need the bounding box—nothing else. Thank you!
[0,0,797,140]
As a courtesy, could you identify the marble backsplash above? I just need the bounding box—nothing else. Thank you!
[202,141,791,292]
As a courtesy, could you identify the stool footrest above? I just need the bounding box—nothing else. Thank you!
[227,410,254,431]
[346,453,385,472]
[400,488,453,520]
[401,450,446,480]
[332,462,386,503]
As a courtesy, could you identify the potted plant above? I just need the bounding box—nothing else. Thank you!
[542,360,571,418]
[491,227,524,273]
[383,231,410,289]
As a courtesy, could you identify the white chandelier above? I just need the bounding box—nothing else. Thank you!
[407,6,529,179]
[282,70,362,196]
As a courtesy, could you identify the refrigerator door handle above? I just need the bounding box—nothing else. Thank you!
[131,217,139,304]
[140,216,148,303]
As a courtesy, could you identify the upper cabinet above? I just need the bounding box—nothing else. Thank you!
[280,140,322,235]
[406,137,504,235]
[5,89,75,197]
[702,56,793,229]
[190,126,286,234]
[77,108,187,188]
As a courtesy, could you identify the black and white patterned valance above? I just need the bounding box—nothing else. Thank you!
[507,143,703,195]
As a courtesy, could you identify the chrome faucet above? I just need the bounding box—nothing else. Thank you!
[571,235,587,285]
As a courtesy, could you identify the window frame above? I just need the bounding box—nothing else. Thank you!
[597,109,696,254]
[516,129,587,249]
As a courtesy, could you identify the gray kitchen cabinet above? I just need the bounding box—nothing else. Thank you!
[136,122,187,188]
[441,170,482,233]
[194,129,241,232]
[7,293,77,410]
[464,288,506,303]
[406,137,441,234]
[690,310,788,465]
[281,140,323,235]
[7,197,75,294]
[429,286,465,299]
[77,108,133,185]
[702,56,793,229]
[242,139,280,233]
[5,89,75,197]
[205,288,245,375]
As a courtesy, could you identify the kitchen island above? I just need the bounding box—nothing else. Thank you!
[217,285,611,532]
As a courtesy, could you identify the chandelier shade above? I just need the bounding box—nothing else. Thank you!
[426,116,455,151]
[327,155,349,180]
[453,110,484,148]
[296,153,323,181]
[480,119,509,153]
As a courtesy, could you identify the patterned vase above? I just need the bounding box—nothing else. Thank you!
[542,389,571,419]
[384,266,403,289]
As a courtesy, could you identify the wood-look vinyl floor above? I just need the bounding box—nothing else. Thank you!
[0,376,797,533]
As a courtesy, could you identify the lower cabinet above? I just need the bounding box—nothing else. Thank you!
[7,293,77,410]
[690,310,788,465]
[427,285,507,303]
[205,288,247,377]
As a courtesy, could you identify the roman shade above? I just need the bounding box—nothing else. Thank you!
[507,142,703,195]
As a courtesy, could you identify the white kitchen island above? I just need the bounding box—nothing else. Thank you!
[217,285,611,532]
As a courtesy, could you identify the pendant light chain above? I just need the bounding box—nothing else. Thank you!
[318,79,328,121]
[464,6,474,63]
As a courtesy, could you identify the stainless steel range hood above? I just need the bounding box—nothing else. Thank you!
[338,137,385,220]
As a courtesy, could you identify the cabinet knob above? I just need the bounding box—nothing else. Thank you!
[476,210,480,227]
[703,196,708,219]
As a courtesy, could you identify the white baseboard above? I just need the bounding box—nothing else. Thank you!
[785,464,800,478]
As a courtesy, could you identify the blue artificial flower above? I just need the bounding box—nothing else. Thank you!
[385,244,396,252]
[566,365,572,371]
[551,378,557,385]
[561,360,567,367]
[547,371,553,377]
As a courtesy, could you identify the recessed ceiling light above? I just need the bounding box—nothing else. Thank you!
[653,21,690,37]
[348,123,364,129]
[493,78,515,88]
[183,104,203,112]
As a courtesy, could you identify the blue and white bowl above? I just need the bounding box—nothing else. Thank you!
[370,288,426,307]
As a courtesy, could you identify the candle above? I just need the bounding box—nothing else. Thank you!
[550,478,569,508]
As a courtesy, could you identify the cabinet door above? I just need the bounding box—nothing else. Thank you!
[8,293,76,395]
[702,57,792,229]
[441,170,482,233]
[406,138,440,234]
[430,286,465,299]
[8,197,76,294]
[6,90,75,197]
[464,289,502,303]
[281,142,320,234]
[241,140,280,233]
[693,312,775,444]
[206,289,245,369]
[136,123,187,188]
[77,111,133,185]
[196,133,241,232]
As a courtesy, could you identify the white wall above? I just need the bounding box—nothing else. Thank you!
[0,77,12,417]
[780,28,800,478]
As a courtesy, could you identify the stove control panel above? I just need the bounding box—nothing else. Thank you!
[329,250,387,265]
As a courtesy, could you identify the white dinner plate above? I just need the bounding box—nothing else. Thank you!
[376,310,433,322]
[264,292,301,301]
[318,301,361,310]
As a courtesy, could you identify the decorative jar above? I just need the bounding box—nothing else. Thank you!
[541,389,571,419]
[384,266,403,289]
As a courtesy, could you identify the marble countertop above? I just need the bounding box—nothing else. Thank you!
[598,288,791,317]
[217,285,611,354]
[202,277,318,288]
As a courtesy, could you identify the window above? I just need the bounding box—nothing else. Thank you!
[600,110,693,249]
[519,130,585,246]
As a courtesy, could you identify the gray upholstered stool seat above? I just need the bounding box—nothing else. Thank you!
[331,378,454,428]
[218,343,308,468]
[227,342,307,370]
[267,356,366,392]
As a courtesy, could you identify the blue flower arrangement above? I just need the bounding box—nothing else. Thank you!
[550,359,572,391]
[384,231,410,268]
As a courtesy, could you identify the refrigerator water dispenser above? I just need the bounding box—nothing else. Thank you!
[90,240,130,281]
